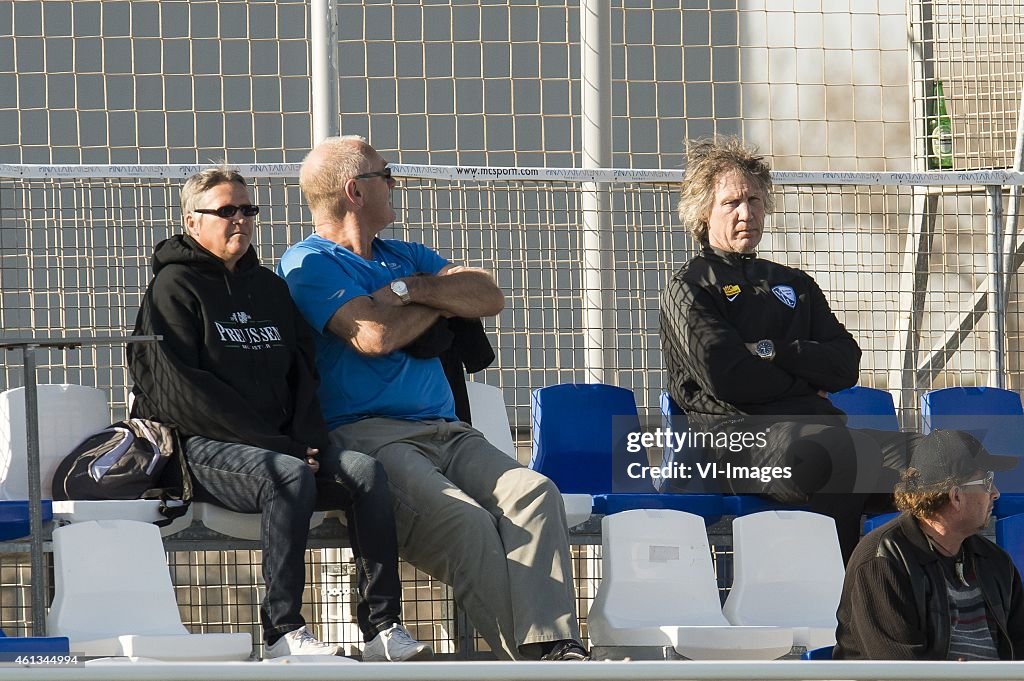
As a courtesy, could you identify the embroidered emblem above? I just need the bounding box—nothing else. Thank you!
[229,311,252,324]
[771,285,797,309]
[723,284,742,302]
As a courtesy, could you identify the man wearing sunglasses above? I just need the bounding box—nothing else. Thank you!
[835,429,1024,660]
[278,136,589,661]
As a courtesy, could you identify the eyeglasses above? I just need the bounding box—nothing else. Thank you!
[352,166,392,182]
[960,471,996,493]
[194,204,260,219]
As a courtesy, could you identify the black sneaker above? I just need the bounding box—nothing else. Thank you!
[541,640,590,661]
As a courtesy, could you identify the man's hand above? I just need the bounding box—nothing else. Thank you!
[305,447,320,473]
[745,342,758,356]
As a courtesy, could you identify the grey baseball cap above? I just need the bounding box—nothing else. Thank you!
[908,430,1017,488]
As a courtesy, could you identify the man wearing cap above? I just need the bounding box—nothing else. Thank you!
[834,430,1024,660]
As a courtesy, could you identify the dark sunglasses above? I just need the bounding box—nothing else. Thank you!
[194,204,260,219]
[353,166,392,181]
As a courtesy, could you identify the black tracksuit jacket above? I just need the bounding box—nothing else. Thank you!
[660,245,862,424]
[127,234,329,457]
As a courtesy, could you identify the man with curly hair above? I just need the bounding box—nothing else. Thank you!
[834,430,1024,660]
[660,136,918,562]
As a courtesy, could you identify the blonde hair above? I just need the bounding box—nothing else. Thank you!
[300,135,372,218]
[893,467,957,520]
[677,137,774,244]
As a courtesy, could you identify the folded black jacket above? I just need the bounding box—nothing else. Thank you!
[404,316,496,423]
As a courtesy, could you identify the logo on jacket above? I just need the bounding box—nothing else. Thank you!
[771,285,797,309]
[214,315,284,350]
[722,284,742,302]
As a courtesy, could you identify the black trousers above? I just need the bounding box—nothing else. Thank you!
[717,420,920,563]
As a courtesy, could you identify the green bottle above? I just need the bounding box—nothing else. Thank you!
[930,80,953,169]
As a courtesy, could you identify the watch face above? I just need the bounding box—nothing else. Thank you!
[391,280,408,295]
[756,340,774,358]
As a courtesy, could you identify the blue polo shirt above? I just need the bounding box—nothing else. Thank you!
[278,234,455,428]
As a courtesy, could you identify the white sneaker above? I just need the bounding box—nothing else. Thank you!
[265,626,340,658]
[363,623,434,661]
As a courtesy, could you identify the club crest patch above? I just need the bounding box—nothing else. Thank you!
[771,284,797,309]
[722,284,742,301]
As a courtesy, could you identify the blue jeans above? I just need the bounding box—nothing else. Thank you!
[185,436,402,644]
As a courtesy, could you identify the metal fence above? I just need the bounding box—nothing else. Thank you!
[1,166,1022,431]
[3,1,1021,172]
[4,163,1018,654]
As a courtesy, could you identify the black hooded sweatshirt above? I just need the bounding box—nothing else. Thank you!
[127,234,329,457]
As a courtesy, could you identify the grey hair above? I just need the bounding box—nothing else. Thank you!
[180,167,248,217]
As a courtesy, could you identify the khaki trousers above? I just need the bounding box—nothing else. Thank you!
[330,417,580,659]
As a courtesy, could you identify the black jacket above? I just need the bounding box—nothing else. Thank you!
[834,512,1024,660]
[404,317,496,424]
[660,246,861,420]
[127,234,329,457]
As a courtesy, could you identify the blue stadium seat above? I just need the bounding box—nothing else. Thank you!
[0,628,70,655]
[921,387,1024,516]
[656,392,718,493]
[801,645,834,660]
[996,514,1024,575]
[828,386,899,431]
[530,384,724,522]
[725,495,792,516]
[658,392,797,516]
[829,387,901,531]
[0,500,53,541]
[862,511,899,534]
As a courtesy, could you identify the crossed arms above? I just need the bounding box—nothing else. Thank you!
[327,265,505,356]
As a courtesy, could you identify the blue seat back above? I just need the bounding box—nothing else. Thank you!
[657,391,718,493]
[921,387,1024,495]
[996,514,1024,575]
[660,391,684,418]
[862,511,899,534]
[531,383,652,494]
[828,386,899,431]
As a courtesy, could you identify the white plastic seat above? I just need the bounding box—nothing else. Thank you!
[53,499,194,537]
[194,502,324,541]
[48,519,252,660]
[588,509,793,660]
[0,384,191,535]
[0,385,110,501]
[560,493,593,528]
[465,381,516,457]
[723,510,845,649]
[466,380,592,527]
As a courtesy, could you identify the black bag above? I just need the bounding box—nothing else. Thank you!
[51,419,192,526]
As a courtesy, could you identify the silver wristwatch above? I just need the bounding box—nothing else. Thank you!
[390,279,411,305]
[755,339,776,361]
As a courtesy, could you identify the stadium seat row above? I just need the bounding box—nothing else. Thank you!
[589,508,844,660]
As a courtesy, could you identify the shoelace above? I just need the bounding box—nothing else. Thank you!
[293,628,320,647]
[386,626,416,644]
